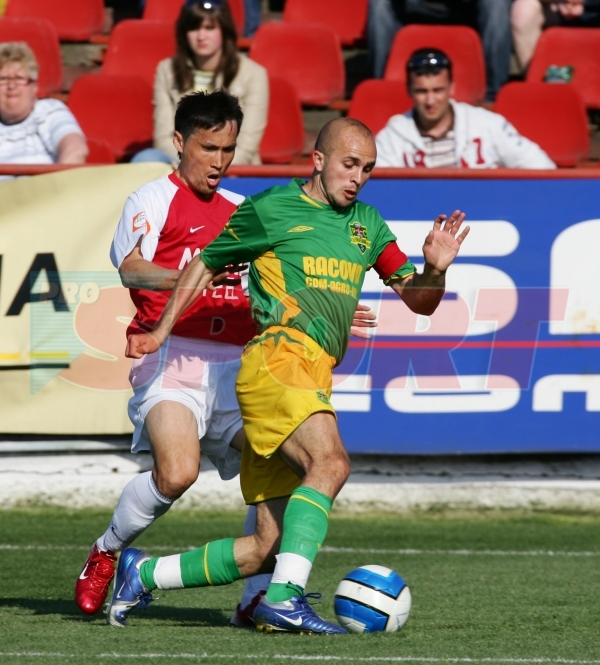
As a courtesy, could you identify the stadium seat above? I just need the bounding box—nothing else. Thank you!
[102,20,176,89]
[4,0,104,41]
[68,75,153,160]
[260,77,304,164]
[282,0,368,46]
[143,0,245,37]
[527,27,600,110]
[0,17,62,97]
[348,79,412,136]
[250,23,345,106]
[86,137,116,164]
[494,82,589,168]
[384,25,486,105]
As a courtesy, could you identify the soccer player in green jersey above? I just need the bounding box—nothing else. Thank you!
[108,117,469,633]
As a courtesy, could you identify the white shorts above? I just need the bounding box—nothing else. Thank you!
[128,334,244,480]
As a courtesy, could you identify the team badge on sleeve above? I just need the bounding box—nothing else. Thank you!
[349,221,371,254]
[132,212,150,235]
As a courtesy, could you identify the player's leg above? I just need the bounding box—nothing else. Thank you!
[75,400,200,614]
[252,413,350,633]
[107,497,286,627]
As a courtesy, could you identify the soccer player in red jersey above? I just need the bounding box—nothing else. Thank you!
[75,91,376,624]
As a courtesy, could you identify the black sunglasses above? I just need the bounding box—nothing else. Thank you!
[407,52,450,71]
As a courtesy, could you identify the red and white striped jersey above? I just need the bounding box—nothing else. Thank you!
[110,172,256,346]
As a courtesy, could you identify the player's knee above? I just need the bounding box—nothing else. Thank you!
[330,451,351,488]
[154,463,199,499]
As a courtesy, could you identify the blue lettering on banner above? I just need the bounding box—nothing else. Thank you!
[222,177,600,454]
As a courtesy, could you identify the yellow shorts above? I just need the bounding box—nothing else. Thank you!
[236,326,336,504]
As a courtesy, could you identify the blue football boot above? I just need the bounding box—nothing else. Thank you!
[106,547,153,627]
[253,592,347,634]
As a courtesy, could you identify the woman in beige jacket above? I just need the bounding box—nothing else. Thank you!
[135,0,268,165]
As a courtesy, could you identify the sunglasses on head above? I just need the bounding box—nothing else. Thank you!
[407,52,450,71]
[184,0,223,9]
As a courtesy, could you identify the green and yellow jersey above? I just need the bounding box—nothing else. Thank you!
[202,179,414,364]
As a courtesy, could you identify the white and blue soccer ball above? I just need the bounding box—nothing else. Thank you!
[334,565,412,633]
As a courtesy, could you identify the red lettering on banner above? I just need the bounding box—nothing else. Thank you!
[60,286,135,391]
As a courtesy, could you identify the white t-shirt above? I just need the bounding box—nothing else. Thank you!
[0,98,84,167]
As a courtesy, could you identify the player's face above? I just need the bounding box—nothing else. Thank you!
[318,131,377,208]
[186,17,223,61]
[174,121,238,199]
[409,71,454,125]
[0,63,38,125]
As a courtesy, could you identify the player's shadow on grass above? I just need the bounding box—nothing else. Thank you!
[0,598,231,626]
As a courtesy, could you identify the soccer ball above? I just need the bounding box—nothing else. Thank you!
[334,565,412,633]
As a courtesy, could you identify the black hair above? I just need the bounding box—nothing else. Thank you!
[174,90,244,143]
[406,48,453,82]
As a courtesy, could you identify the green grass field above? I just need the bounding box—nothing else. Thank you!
[0,509,599,664]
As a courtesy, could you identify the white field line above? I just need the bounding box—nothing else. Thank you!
[0,654,599,663]
[1,544,600,557]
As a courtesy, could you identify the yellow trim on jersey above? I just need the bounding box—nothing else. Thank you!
[289,494,329,516]
[254,251,302,325]
[224,222,241,242]
[299,194,323,209]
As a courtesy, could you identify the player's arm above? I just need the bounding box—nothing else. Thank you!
[126,254,217,358]
[388,210,469,316]
[119,236,181,291]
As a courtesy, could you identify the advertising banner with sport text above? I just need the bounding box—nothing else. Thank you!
[222,174,600,455]
[0,163,171,434]
[1,166,599,453]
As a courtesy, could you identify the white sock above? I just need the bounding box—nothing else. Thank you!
[270,552,312,591]
[239,504,271,609]
[96,471,173,553]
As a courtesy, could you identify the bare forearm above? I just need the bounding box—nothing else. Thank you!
[119,261,181,290]
[153,255,214,342]
[391,264,445,316]
[57,133,88,164]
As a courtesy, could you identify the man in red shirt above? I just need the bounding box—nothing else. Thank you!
[74,91,375,625]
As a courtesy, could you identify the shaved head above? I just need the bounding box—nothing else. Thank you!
[315,117,374,156]
[302,116,377,208]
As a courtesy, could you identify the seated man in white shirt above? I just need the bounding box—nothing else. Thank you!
[375,48,556,169]
[0,42,88,174]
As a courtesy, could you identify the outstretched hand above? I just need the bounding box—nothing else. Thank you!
[350,302,377,339]
[126,333,161,359]
[423,210,470,273]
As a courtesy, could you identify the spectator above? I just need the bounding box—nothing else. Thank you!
[0,42,88,171]
[244,0,262,37]
[135,0,268,165]
[375,48,556,169]
[511,0,600,71]
[367,0,512,102]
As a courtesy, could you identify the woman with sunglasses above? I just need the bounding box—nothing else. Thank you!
[136,0,268,165]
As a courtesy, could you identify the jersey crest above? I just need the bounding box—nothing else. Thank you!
[349,221,371,254]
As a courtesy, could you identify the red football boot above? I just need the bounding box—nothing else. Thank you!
[75,544,117,614]
[230,590,266,628]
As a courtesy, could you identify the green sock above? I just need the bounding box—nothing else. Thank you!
[139,538,242,591]
[266,486,332,603]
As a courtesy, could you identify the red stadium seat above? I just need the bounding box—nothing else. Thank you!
[102,20,176,89]
[348,79,412,135]
[494,82,589,167]
[384,25,486,105]
[282,0,368,46]
[5,0,104,41]
[250,22,344,106]
[68,75,153,160]
[0,17,62,97]
[527,27,600,110]
[86,137,116,164]
[143,0,245,36]
[260,77,304,164]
